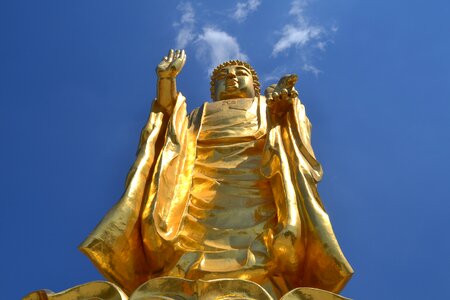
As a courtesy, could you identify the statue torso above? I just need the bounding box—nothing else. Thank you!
[168,98,277,281]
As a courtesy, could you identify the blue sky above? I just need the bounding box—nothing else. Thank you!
[1,1,450,299]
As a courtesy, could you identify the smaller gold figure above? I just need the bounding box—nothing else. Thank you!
[25,49,353,300]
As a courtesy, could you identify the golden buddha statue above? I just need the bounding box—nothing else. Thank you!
[24,49,353,300]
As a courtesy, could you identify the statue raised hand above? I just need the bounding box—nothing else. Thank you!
[265,74,299,118]
[156,49,186,114]
[156,49,186,79]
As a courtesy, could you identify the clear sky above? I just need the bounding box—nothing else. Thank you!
[1,1,450,299]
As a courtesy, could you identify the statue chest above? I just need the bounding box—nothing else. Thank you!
[197,97,263,141]
[176,98,276,253]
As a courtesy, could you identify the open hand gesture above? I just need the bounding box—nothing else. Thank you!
[156,49,186,79]
[265,74,299,118]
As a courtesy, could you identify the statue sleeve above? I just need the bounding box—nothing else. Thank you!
[262,98,353,293]
[79,94,186,294]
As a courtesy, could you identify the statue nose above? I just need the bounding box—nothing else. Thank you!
[227,72,237,79]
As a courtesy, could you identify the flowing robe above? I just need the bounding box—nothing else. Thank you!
[80,93,353,297]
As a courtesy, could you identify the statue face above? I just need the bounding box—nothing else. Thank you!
[213,65,255,101]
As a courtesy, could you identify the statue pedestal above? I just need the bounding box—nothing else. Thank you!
[24,278,350,300]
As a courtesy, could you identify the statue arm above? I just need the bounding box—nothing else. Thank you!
[79,50,188,294]
[263,76,352,291]
[79,104,166,294]
[265,74,322,182]
[264,74,315,228]
[155,49,186,115]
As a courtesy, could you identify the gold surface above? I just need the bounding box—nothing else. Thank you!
[24,278,349,300]
[23,281,127,300]
[76,49,353,299]
[131,277,273,300]
[282,287,350,300]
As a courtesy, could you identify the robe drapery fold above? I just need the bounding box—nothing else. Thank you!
[79,93,190,294]
[80,94,353,296]
[261,98,353,293]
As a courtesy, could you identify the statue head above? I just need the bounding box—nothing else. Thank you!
[210,60,260,101]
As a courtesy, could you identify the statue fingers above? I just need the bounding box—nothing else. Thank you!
[171,58,184,72]
[172,50,181,66]
[280,88,289,101]
[171,50,186,73]
[272,91,280,102]
[167,49,175,62]
[173,50,181,61]
[290,88,298,99]
[264,85,276,107]
[179,50,187,68]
